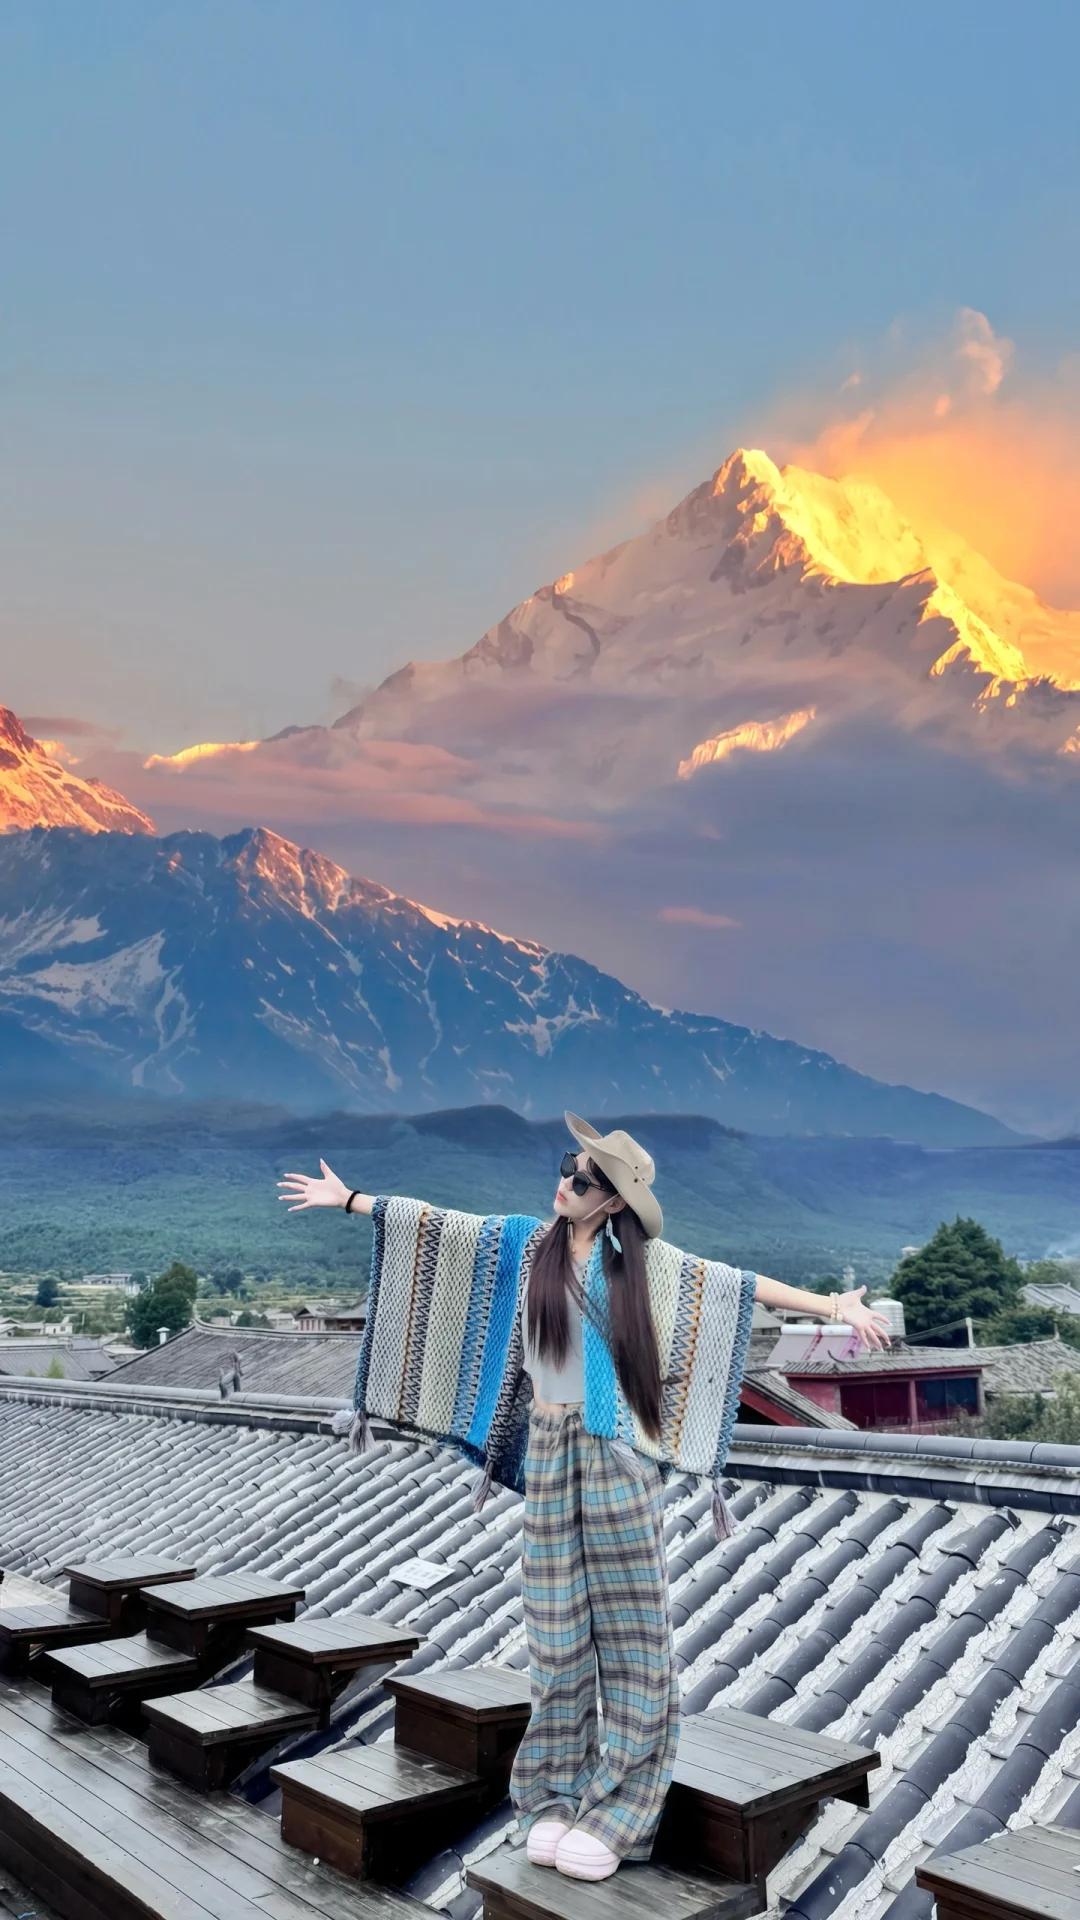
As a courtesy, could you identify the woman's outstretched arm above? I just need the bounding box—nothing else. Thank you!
[278,1162,374,1215]
[754,1274,891,1352]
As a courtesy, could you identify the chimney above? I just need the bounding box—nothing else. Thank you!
[158,1327,169,1346]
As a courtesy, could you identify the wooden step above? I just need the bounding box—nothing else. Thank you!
[916,1820,1080,1920]
[48,1631,199,1725]
[655,1707,878,1898]
[63,1555,197,1631]
[143,1570,304,1666]
[249,1616,422,1726]
[0,1671,424,1919]
[387,1664,532,1796]
[0,1605,118,1677]
[272,1742,485,1884]
[143,1677,319,1791]
[467,1842,761,1920]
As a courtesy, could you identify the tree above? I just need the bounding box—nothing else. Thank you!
[977,1303,1080,1349]
[126,1262,198,1349]
[891,1218,1023,1343]
[35,1275,60,1308]
[962,1371,1080,1445]
[208,1269,244,1296]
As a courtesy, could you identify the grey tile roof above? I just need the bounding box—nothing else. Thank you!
[109,1323,362,1396]
[3,1378,1080,1920]
[1023,1281,1080,1316]
[0,1338,117,1382]
[975,1338,1080,1395]
[782,1344,985,1376]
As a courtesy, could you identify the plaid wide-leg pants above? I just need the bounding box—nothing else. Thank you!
[509,1406,681,1861]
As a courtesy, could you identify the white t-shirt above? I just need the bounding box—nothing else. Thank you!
[521,1253,587,1405]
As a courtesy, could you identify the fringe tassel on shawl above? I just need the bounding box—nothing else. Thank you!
[473,1457,494,1514]
[332,1406,372,1454]
[712,1478,737,1542]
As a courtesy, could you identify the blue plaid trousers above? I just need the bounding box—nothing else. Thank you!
[509,1406,680,1860]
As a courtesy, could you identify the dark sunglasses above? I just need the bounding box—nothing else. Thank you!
[560,1151,603,1198]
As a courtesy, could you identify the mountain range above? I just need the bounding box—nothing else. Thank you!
[0,819,1013,1143]
[2,1098,1076,1285]
[65,445,1080,1134]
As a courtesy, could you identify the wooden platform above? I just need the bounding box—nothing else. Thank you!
[916,1821,1080,1919]
[0,1672,425,1919]
[63,1555,197,1631]
[0,1604,117,1677]
[250,1616,422,1726]
[657,1707,878,1895]
[467,1842,761,1920]
[273,1743,485,1884]
[143,1676,320,1790]
[387,1664,532,1796]
[143,1570,305,1664]
[48,1630,199,1725]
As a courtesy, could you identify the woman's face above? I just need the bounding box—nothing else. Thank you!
[553,1150,618,1227]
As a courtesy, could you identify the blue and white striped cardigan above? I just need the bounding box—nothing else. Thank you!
[349,1196,756,1525]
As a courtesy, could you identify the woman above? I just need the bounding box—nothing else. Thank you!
[279,1113,889,1884]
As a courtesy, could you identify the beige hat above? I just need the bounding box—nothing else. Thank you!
[564,1111,664,1240]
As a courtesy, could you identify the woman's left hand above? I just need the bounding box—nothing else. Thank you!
[839,1287,893,1351]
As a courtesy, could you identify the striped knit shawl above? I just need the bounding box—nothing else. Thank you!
[352,1197,756,1497]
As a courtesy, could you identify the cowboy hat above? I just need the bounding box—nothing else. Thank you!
[564,1112,664,1240]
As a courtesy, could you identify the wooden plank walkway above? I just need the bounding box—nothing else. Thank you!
[0,1674,424,1920]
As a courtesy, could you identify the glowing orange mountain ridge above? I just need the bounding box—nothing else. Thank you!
[24,448,1080,840]
[0,707,154,836]
[126,447,1080,827]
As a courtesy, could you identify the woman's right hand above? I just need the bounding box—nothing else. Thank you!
[277,1161,372,1214]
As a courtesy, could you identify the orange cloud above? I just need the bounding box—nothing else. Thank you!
[766,308,1080,616]
[657,906,740,929]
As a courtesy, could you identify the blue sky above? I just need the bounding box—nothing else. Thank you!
[2,1,1078,747]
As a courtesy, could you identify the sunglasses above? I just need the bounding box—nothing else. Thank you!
[560,1151,604,1198]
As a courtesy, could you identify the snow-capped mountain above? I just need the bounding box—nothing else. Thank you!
[0,824,1011,1143]
[0,707,154,835]
[130,448,1080,822]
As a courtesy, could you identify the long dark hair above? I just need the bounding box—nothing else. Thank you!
[526,1158,663,1438]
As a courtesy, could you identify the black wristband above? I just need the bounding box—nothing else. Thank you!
[345,1191,361,1215]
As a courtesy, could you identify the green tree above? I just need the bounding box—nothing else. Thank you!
[45,1356,64,1379]
[891,1218,1023,1343]
[208,1268,245,1296]
[964,1371,1080,1444]
[125,1262,198,1349]
[35,1275,60,1308]
[235,1310,269,1329]
[1023,1257,1080,1290]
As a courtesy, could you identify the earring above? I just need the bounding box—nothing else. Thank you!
[605,1216,623,1255]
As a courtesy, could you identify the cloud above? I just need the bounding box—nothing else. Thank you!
[760,307,1080,611]
[21,715,107,739]
[657,906,740,929]
[93,733,608,843]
